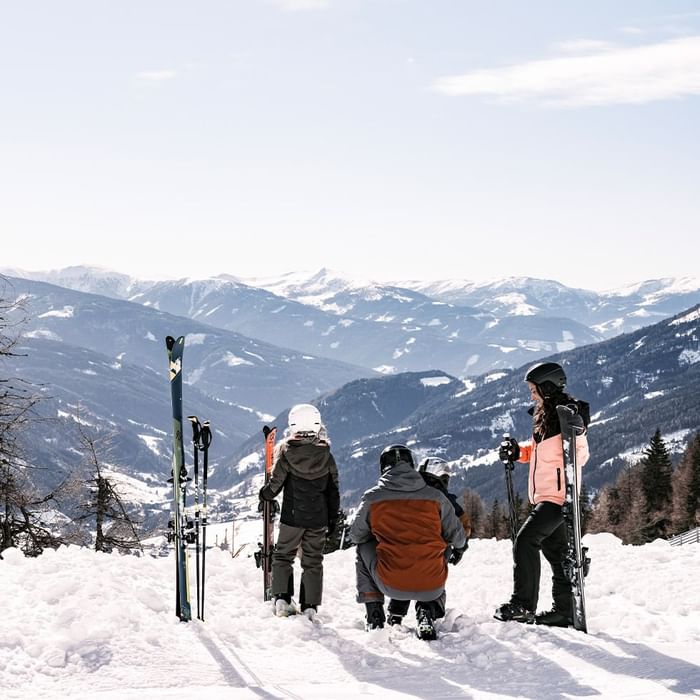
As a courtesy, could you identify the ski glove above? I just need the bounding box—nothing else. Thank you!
[498,437,520,462]
[447,546,465,566]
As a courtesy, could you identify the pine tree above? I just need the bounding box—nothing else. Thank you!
[639,429,674,540]
[483,498,507,540]
[462,489,485,537]
[672,433,700,533]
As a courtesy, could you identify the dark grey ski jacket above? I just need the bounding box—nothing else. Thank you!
[260,436,340,529]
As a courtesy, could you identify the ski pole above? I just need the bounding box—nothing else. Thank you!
[501,433,519,543]
[200,421,212,621]
[188,416,202,620]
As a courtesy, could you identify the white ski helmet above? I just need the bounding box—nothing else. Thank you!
[288,403,322,436]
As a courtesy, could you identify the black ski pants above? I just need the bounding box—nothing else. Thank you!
[512,501,570,614]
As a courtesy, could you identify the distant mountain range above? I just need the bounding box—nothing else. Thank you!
[2,267,698,527]
[227,304,700,511]
[5,266,698,377]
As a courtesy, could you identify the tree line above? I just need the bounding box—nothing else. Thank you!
[0,281,142,557]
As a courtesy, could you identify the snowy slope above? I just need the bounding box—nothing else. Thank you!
[2,534,699,699]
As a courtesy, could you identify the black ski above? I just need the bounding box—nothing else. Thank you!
[556,404,590,633]
[255,425,277,602]
[166,335,191,622]
[500,433,520,544]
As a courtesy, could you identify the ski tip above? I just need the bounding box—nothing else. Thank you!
[263,425,272,438]
[165,335,176,349]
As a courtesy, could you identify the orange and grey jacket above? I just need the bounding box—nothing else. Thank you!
[518,413,590,506]
[349,461,466,594]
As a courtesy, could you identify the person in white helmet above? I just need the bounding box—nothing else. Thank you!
[259,403,340,618]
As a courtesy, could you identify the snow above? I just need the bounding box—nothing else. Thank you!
[679,349,700,366]
[644,391,665,400]
[222,353,254,367]
[186,334,207,345]
[26,329,62,341]
[670,308,700,326]
[2,533,699,699]
[373,365,397,374]
[420,376,452,387]
[38,305,74,319]
[484,372,508,384]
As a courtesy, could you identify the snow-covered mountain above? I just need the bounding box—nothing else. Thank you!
[5,266,620,376]
[399,274,700,337]
[228,304,700,507]
[3,276,374,521]
[2,533,699,699]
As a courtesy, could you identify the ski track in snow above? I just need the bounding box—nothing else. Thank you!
[2,534,700,699]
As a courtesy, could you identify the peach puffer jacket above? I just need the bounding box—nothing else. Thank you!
[518,432,590,506]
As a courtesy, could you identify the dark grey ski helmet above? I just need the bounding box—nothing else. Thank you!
[379,444,415,473]
[524,361,566,398]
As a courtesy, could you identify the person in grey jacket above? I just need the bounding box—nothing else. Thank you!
[349,444,466,640]
[259,404,340,618]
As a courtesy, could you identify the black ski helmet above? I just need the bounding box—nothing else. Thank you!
[524,361,566,398]
[379,444,414,473]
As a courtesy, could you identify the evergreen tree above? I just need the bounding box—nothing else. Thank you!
[672,433,700,533]
[639,429,674,540]
[462,489,485,538]
[483,498,507,540]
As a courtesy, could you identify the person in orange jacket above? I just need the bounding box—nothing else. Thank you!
[349,445,466,640]
[495,361,590,627]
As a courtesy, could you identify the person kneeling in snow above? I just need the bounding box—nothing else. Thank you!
[349,445,466,640]
[384,457,471,627]
[259,403,340,619]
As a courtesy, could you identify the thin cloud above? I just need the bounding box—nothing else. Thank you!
[554,39,615,54]
[136,70,177,82]
[269,0,329,10]
[434,36,700,107]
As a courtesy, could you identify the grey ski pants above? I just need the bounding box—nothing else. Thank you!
[272,523,327,606]
[355,540,446,609]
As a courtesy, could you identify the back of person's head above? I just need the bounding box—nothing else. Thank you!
[287,403,322,437]
[418,457,451,488]
[379,444,414,474]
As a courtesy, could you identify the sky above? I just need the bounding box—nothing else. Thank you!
[3,528,700,699]
[1,1,699,290]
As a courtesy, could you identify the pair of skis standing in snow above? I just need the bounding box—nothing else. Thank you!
[165,335,212,623]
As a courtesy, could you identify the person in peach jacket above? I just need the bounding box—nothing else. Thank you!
[495,361,590,628]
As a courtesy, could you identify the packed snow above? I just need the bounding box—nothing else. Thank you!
[2,533,699,699]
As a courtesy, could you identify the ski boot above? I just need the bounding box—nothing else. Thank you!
[535,608,573,628]
[365,602,385,630]
[274,594,296,617]
[494,601,534,623]
[301,604,317,622]
[415,607,437,641]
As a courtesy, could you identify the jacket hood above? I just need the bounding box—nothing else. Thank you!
[377,460,425,492]
[280,438,332,479]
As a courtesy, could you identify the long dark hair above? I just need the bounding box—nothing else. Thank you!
[532,390,579,442]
